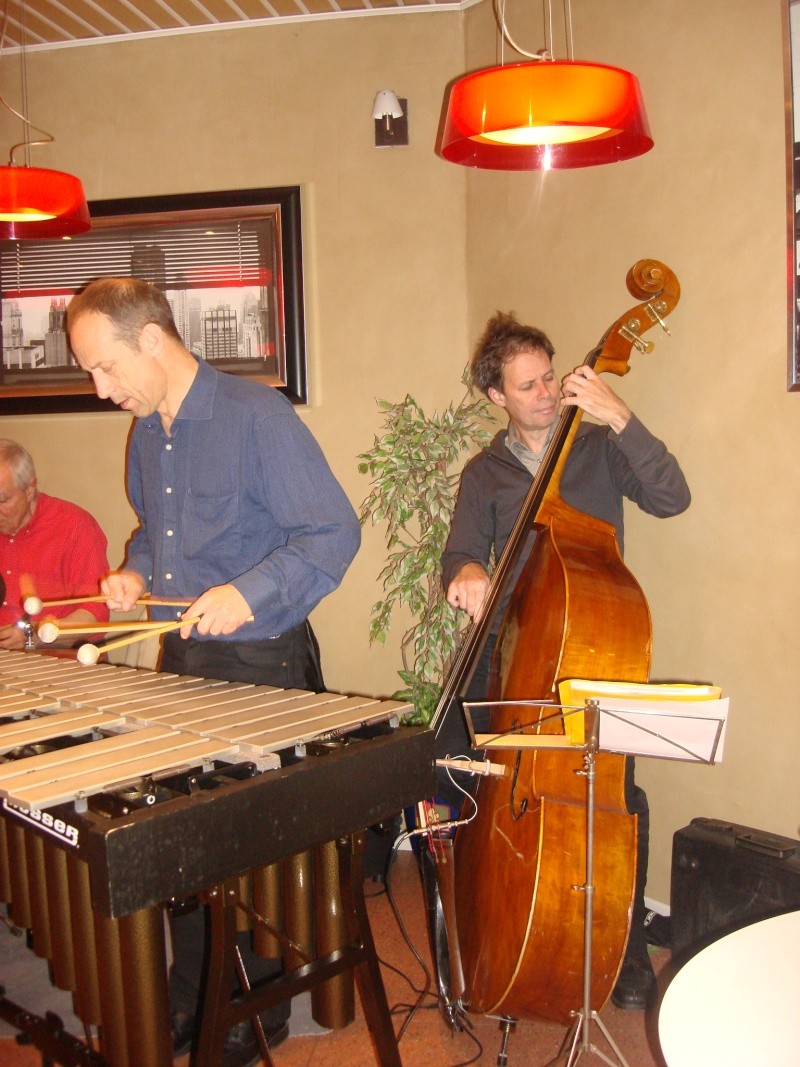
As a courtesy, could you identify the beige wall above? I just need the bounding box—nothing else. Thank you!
[1,0,799,905]
[0,13,470,699]
[462,0,800,902]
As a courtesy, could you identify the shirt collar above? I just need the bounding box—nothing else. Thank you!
[140,357,216,434]
[506,421,555,454]
[505,421,557,475]
[4,496,40,538]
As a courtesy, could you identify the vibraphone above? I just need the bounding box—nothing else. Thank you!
[0,648,435,1067]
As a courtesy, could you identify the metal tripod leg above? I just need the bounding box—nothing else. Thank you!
[545,707,630,1067]
[549,1009,631,1067]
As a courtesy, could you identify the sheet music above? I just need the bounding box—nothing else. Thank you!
[558,679,728,764]
[592,695,729,763]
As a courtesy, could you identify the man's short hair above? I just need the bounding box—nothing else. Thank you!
[66,277,183,350]
[0,439,35,490]
[471,311,555,396]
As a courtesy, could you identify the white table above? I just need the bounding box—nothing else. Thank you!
[658,909,800,1066]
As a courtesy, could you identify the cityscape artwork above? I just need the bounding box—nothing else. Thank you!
[0,187,306,412]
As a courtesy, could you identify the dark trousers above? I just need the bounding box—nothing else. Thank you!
[433,636,650,964]
[161,623,324,1029]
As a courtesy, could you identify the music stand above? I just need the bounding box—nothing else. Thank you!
[465,687,729,1067]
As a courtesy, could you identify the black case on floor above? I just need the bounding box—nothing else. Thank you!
[670,817,800,961]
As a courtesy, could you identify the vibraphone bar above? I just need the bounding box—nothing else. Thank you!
[0,648,435,1067]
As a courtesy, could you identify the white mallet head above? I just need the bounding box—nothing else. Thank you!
[77,643,101,666]
[23,595,43,616]
[37,621,60,645]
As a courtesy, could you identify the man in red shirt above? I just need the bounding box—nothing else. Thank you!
[0,439,110,649]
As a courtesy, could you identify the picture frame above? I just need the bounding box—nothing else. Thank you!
[785,1,800,390]
[0,185,308,413]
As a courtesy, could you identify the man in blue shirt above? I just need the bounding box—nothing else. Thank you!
[67,277,361,1067]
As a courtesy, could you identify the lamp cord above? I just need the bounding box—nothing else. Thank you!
[0,0,54,166]
[493,0,574,63]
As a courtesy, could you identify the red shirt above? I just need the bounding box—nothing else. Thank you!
[0,493,110,627]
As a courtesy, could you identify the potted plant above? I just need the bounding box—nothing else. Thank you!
[358,371,495,725]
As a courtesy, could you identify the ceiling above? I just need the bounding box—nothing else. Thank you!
[0,0,466,50]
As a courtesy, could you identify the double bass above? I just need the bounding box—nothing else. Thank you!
[432,259,681,1025]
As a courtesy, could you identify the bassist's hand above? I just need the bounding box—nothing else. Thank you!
[560,365,632,434]
[447,562,490,621]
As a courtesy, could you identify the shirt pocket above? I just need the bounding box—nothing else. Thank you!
[182,490,242,567]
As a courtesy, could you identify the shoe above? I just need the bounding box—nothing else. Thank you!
[222,1019,290,1067]
[171,1011,195,1056]
[610,953,656,1011]
[643,909,672,949]
[172,1013,289,1064]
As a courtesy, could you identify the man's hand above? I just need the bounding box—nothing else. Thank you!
[560,365,632,434]
[0,623,26,650]
[182,584,253,639]
[446,562,490,621]
[101,570,146,612]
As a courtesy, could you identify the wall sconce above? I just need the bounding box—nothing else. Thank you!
[372,90,408,148]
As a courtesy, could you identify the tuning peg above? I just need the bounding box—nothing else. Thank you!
[646,299,672,334]
[619,321,655,354]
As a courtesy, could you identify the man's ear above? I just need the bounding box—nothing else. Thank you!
[138,321,163,355]
[487,385,507,410]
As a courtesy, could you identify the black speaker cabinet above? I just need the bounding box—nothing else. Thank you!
[670,817,800,961]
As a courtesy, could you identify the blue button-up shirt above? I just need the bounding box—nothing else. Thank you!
[125,359,360,639]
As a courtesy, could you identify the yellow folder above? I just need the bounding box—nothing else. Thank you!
[557,679,723,747]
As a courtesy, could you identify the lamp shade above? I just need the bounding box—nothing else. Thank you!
[0,165,91,239]
[372,89,404,121]
[439,60,653,170]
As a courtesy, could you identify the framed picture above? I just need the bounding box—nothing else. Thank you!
[0,186,307,413]
[785,2,800,390]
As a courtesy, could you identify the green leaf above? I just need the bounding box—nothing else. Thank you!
[357,375,496,718]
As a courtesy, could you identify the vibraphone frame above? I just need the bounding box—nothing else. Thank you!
[0,652,435,1067]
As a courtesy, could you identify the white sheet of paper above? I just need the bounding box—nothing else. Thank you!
[595,696,729,763]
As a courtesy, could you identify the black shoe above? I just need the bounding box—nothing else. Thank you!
[171,1013,289,1064]
[222,1019,290,1067]
[644,909,672,949]
[171,1011,196,1056]
[610,953,656,1011]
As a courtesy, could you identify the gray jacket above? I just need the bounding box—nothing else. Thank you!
[441,414,690,629]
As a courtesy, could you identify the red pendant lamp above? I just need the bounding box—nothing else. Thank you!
[0,2,91,240]
[440,59,653,170]
[0,164,90,239]
[438,1,653,171]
